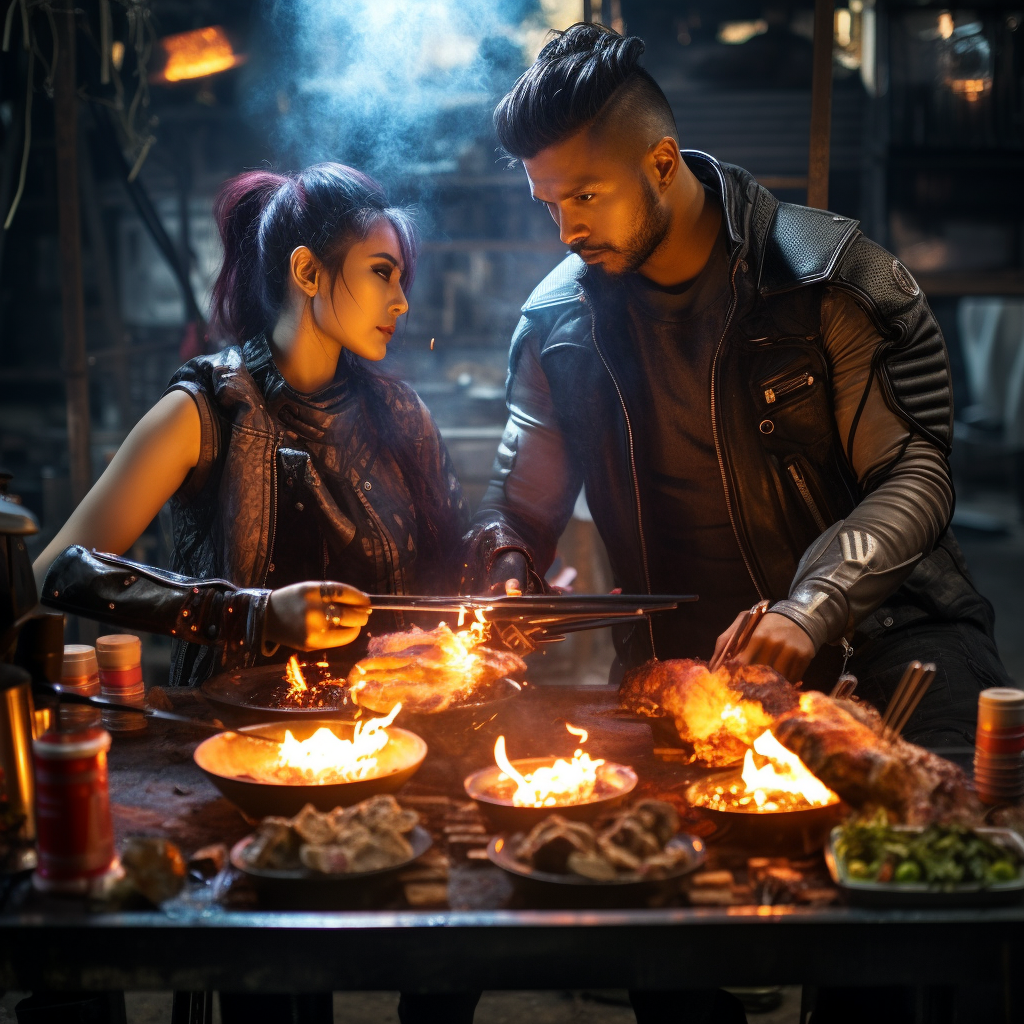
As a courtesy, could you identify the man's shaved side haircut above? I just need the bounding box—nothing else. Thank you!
[494,23,677,162]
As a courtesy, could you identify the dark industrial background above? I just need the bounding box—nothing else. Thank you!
[1,0,1023,690]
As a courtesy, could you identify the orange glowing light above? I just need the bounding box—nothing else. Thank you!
[285,655,308,700]
[155,26,245,83]
[275,703,401,784]
[493,722,605,807]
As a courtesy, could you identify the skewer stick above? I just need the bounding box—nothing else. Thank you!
[888,663,937,740]
[709,600,770,671]
[881,661,922,738]
[33,682,283,747]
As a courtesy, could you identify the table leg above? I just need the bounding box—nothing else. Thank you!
[170,991,212,1024]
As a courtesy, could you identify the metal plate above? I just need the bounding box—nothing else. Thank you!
[824,825,1024,907]
[230,825,433,887]
[201,664,523,724]
[487,832,706,888]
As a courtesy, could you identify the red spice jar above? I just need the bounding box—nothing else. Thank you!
[96,634,146,733]
[32,728,117,893]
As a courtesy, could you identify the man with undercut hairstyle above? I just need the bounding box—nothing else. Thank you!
[464,22,1012,749]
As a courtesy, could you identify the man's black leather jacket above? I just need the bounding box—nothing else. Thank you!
[465,152,989,669]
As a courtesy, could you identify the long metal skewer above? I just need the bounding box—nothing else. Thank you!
[32,682,283,747]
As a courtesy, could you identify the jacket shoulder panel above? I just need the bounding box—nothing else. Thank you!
[831,234,924,324]
[758,203,860,296]
[521,254,586,313]
[832,236,953,452]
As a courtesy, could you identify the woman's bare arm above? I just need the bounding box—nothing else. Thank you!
[33,390,201,592]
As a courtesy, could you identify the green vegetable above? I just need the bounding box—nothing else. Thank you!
[894,860,921,884]
[847,859,873,880]
[834,811,1020,891]
[987,860,1018,884]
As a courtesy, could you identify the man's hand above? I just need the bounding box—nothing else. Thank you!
[264,581,370,651]
[712,610,816,683]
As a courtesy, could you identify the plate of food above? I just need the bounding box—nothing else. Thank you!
[825,813,1024,906]
[230,794,432,893]
[488,799,706,887]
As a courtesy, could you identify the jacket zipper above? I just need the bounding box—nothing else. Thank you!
[763,371,814,405]
[786,461,829,532]
[583,295,657,656]
[710,261,766,601]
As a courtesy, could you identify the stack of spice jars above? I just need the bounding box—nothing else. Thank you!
[974,688,1024,805]
[96,634,147,733]
[58,645,102,731]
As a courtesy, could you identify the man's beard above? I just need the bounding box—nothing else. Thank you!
[573,176,670,276]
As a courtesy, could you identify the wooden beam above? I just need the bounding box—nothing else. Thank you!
[807,0,835,210]
[53,10,92,504]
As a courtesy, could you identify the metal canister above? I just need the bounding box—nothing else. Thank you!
[32,727,116,892]
[0,663,37,871]
[59,645,102,732]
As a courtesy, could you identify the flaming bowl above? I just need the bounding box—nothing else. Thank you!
[685,770,845,855]
[464,757,638,831]
[194,719,427,819]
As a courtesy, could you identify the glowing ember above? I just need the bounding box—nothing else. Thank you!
[273,703,402,785]
[493,723,606,807]
[155,26,245,83]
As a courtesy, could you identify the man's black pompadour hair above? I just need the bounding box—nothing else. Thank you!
[494,22,676,160]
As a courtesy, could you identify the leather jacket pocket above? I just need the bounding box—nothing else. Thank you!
[783,455,838,536]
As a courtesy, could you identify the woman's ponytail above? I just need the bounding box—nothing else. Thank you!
[210,171,288,343]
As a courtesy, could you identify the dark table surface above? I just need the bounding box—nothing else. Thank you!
[1,682,1022,995]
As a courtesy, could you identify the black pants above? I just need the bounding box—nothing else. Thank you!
[845,619,1012,747]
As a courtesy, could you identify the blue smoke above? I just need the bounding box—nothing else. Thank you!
[248,0,542,184]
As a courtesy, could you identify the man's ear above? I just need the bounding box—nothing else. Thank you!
[289,246,320,298]
[649,137,680,191]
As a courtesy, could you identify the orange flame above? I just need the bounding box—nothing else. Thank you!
[276,703,401,784]
[285,655,308,699]
[493,724,606,807]
[739,729,837,810]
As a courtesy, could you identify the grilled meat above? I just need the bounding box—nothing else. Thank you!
[621,658,799,766]
[774,691,978,824]
[348,624,527,714]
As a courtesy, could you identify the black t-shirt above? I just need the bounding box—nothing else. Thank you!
[620,213,760,659]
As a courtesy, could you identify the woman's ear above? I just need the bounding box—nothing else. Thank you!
[289,246,320,297]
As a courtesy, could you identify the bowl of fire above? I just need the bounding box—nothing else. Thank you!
[194,716,427,820]
[684,769,846,855]
[464,752,638,832]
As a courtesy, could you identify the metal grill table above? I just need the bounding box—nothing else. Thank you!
[0,685,1021,1009]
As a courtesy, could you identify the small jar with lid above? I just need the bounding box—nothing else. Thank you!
[59,645,102,732]
[32,727,118,893]
[96,634,146,733]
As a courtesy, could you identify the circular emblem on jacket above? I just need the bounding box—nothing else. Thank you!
[892,259,920,297]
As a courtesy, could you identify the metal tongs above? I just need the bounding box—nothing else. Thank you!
[708,599,770,671]
[361,592,698,657]
[880,660,937,741]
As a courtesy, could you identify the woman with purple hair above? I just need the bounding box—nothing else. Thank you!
[35,163,469,690]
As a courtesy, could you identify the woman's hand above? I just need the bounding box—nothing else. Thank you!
[264,581,370,651]
[712,610,816,683]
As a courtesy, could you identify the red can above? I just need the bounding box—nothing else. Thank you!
[32,728,116,892]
